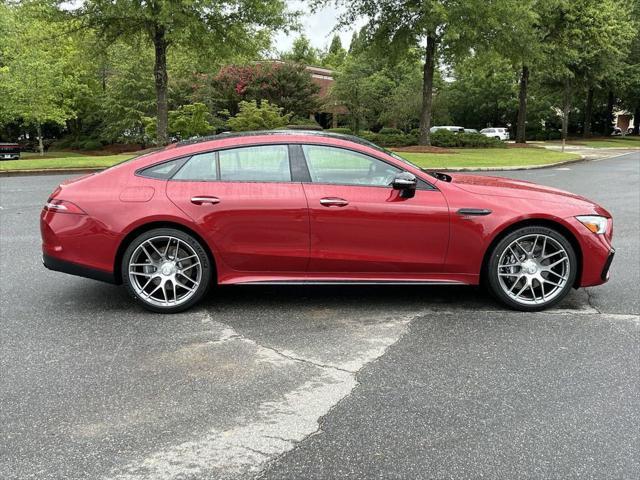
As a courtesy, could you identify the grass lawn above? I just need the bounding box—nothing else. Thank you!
[394,147,580,169]
[0,153,135,171]
[548,136,640,149]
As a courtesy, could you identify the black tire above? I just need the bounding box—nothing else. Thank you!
[121,228,213,313]
[486,226,577,311]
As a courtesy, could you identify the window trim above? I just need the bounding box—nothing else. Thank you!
[297,142,437,191]
[135,156,191,180]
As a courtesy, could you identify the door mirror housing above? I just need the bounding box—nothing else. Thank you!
[392,172,417,198]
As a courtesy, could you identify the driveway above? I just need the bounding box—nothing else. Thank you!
[1,152,638,479]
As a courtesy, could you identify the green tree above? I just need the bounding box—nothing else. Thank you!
[0,3,83,154]
[322,35,347,68]
[282,35,320,65]
[225,100,291,131]
[321,0,495,145]
[538,0,634,149]
[169,103,215,139]
[67,0,294,145]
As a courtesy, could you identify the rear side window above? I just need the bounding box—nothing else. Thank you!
[219,145,291,182]
[173,152,216,180]
[139,159,183,179]
[172,145,291,182]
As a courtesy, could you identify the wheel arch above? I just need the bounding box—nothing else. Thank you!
[113,220,217,285]
[480,218,583,288]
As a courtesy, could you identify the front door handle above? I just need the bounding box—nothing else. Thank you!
[320,197,349,207]
[191,196,220,205]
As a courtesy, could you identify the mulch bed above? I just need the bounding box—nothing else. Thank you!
[392,145,456,154]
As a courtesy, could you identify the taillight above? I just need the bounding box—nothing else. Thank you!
[43,199,87,215]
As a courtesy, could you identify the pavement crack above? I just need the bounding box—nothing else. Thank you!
[584,287,603,314]
[257,344,356,374]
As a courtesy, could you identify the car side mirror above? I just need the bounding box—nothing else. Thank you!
[392,172,417,198]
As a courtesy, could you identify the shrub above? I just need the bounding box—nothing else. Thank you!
[169,103,214,139]
[378,127,403,135]
[430,129,460,147]
[81,139,102,150]
[287,116,322,130]
[225,100,291,132]
[326,127,352,134]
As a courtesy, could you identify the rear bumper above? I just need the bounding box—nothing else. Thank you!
[43,253,116,284]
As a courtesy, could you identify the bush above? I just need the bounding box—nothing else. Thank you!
[378,127,403,135]
[225,100,291,132]
[287,116,322,131]
[430,130,505,148]
[81,139,103,150]
[358,130,418,147]
[430,129,459,147]
[326,127,352,134]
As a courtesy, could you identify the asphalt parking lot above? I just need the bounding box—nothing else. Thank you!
[1,152,638,479]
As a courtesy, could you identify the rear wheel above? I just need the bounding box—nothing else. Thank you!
[486,226,577,311]
[122,228,212,313]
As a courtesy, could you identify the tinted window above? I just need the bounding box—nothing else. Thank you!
[140,159,183,179]
[219,145,290,182]
[302,145,401,187]
[173,152,217,181]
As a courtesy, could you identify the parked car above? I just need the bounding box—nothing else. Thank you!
[611,127,622,136]
[464,128,479,134]
[41,131,615,313]
[480,127,510,140]
[0,143,21,160]
[430,126,465,133]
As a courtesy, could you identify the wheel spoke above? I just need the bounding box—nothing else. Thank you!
[146,240,164,259]
[530,235,539,255]
[180,262,200,273]
[163,238,172,258]
[130,271,155,278]
[546,257,568,268]
[175,280,195,292]
[499,272,521,277]
[140,245,154,262]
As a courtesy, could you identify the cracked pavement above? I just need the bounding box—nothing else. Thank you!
[1,151,638,479]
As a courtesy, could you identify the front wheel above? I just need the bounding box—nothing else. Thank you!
[486,226,577,311]
[122,228,213,313]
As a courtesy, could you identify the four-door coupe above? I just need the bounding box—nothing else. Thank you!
[41,131,615,313]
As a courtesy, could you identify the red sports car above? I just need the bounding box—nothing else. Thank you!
[41,131,615,313]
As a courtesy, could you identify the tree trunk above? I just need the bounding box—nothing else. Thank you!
[634,106,640,136]
[418,35,437,146]
[561,80,571,152]
[515,64,529,144]
[36,122,44,156]
[153,24,169,145]
[583,87,594,138]
[605,90,614,136]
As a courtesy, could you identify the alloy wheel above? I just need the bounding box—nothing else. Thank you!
[128,235,202,308]
[496,233,571,306]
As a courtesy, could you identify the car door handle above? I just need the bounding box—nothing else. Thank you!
[191,196,220,205]
[320,197,349,207]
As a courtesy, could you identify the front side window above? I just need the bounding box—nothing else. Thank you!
[302,145,401,187]
[219,145,290,182]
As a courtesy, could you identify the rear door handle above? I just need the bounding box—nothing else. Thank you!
[320,197,349,207]
[191,196,220,205]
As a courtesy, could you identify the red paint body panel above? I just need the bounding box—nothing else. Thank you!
[302,184,449,273]
[40,133,614,290]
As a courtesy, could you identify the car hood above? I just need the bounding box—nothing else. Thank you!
[449,173,607,211]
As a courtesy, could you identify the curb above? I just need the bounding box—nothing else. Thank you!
[433,155,586,172]
[0,154,590,177]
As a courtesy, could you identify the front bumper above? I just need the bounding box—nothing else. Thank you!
[600,248,615,281]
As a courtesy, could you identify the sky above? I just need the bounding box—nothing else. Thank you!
[273,1,367,54]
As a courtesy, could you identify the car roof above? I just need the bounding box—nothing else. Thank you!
[175,130,378,149]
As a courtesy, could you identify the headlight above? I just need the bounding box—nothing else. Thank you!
[576,215,608,234]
